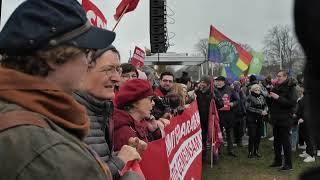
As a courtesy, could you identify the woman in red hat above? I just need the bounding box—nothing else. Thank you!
[113,79,169,151]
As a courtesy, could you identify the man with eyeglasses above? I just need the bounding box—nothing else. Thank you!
[74,46,146,179]
[154,71,175,97]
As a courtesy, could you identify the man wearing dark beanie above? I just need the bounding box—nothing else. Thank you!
[196,75,223,160]
[215,76,239,157]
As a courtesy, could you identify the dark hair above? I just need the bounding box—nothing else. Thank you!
[120,63,138,76]
[160,71,174,80]
[278,70,288,77]
[1,45,84,76]
[249,74,257,82]
[90,45,120,67]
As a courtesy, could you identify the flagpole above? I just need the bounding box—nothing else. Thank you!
[211,114,215,168]
[112,4,130,32]
[210,79,216,168]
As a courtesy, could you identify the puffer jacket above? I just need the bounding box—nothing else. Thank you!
[74,91,125,180]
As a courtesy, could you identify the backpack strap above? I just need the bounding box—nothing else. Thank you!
[0,111,49,133]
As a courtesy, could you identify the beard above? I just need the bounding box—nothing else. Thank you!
[160,86,171,93]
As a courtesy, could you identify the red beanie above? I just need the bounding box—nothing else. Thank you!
[115,79,153,108]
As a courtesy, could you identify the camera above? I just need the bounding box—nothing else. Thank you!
[151,93,184,120]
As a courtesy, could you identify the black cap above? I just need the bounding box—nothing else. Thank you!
[215,76,226,81]
[0,0,116,55]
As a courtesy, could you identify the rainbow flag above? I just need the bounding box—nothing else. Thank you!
[208,25,252,79]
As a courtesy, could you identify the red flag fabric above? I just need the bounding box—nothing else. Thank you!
[120,160,145,179]
[208,80,223,157]
[114,0,140,21]
[82,0,108,28]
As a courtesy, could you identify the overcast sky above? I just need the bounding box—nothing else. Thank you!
[1,0,294,62]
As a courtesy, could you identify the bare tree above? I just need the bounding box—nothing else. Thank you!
[263,25,304,70]
[240,43,254,53]
[195,38,208,58]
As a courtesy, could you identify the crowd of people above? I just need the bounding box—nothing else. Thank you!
[0,0,319,179]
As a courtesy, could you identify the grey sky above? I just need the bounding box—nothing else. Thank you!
[1,0,294,62]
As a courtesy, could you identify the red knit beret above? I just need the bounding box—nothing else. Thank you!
[115,79,153,108]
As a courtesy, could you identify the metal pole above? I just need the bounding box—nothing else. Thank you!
[201,64,204,76]
[199,65,201,81]
[279,38,282,70]
[211,62,214,76]
[207,60,209,75]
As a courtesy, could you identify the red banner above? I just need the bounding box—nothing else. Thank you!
[131,46,145,68]
[140,101,202,180]
[82,0,108,29]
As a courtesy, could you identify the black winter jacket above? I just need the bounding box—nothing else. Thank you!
[216,85,239,128]
[269,79,298,127]
[196,88,223,123]
[74,91,125,180]
[246,93,268,123]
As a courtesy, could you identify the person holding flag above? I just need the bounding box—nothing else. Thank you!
[195,75,223,161]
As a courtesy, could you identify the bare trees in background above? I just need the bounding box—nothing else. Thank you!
[195,38,208,58]
[263,25,304,71]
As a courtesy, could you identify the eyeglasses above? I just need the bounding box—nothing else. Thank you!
[121,73,138,79]
[99,65,122,76]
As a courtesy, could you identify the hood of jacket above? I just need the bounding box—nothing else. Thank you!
[0,68,89,139]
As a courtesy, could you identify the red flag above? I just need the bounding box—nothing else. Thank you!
[82,0,108,28]
[121,160,145,179]
[208,79,223,157]
[114,0,140,21]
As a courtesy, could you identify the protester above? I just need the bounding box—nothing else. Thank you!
[154,71,174,97]
[295,87,315,163]
[232,81,247,147]
[269,70,297,171]
[113,79,169,151]
[0,0,123,179]
[262,75,273,93]
[74,46,145,179]
[196,75,223,159]
[171,83,188,106]
[140,66,157,88]
[120,63,138,85]
[215,76,239,157]
[246,84,268,158]
[291,82,304,152]
[176,71,191,85]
